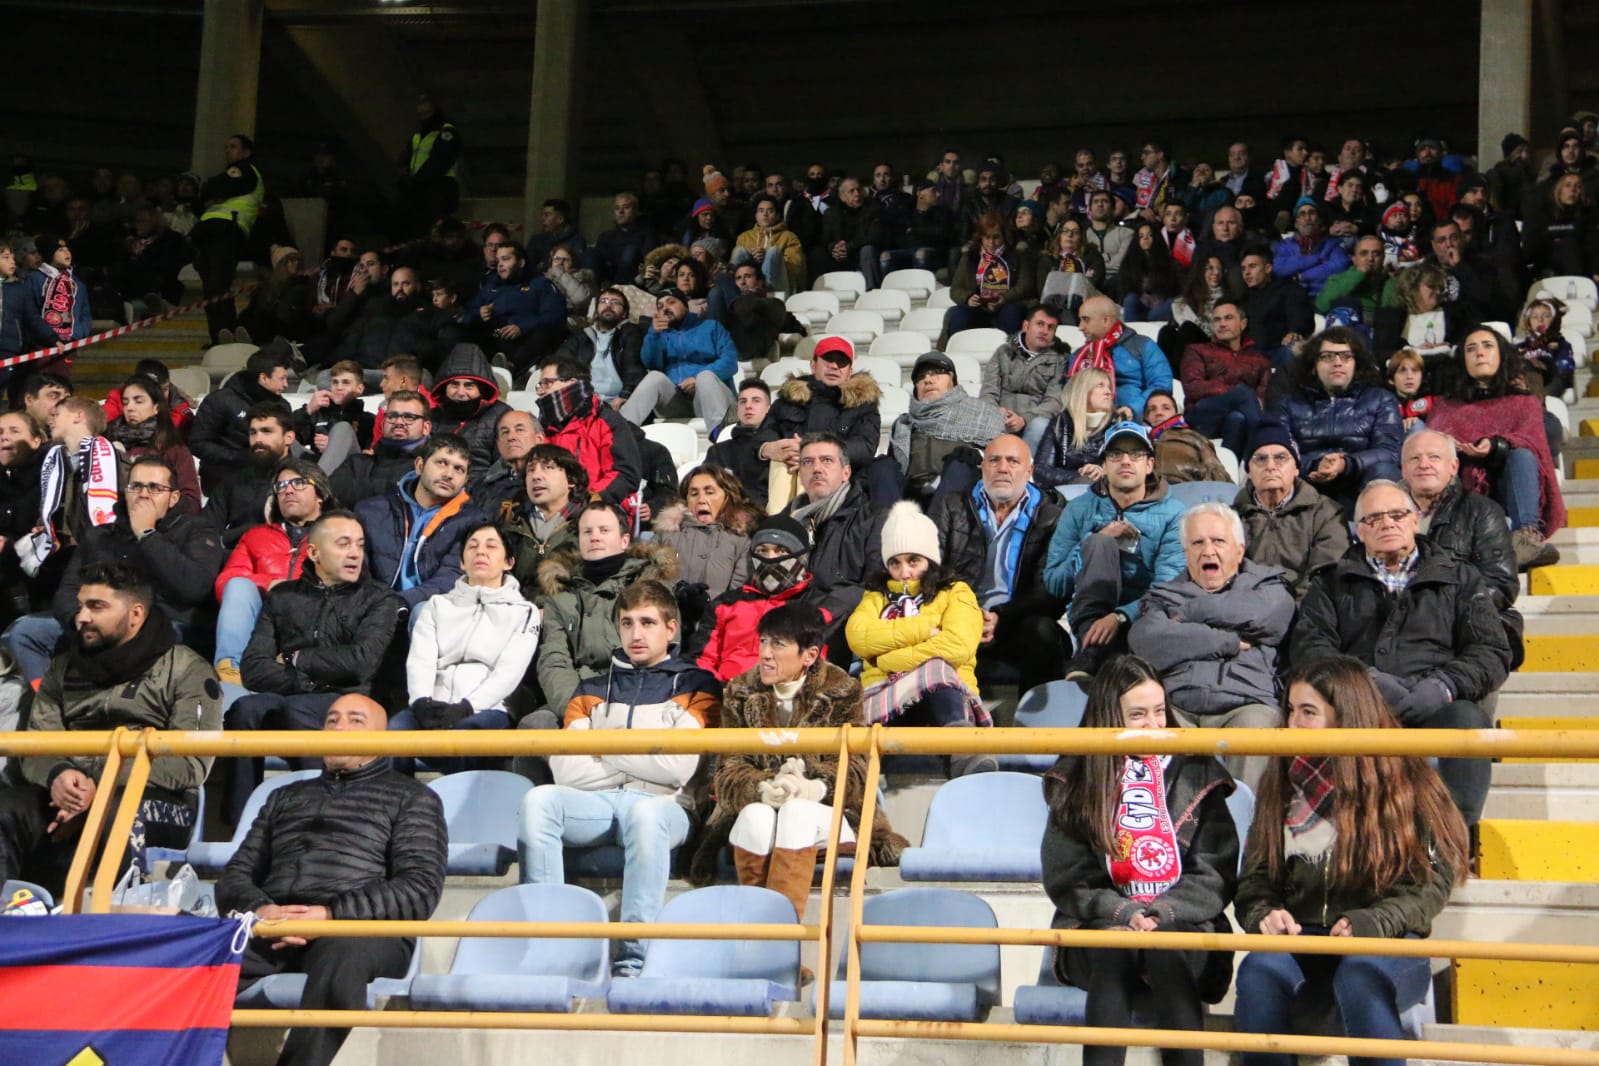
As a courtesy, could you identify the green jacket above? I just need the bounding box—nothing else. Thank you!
[1314,266,1387,317]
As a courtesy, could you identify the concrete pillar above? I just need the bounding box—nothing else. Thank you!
[191,0,264,176]
[1479,0,1533,158]
[524,0,587,237]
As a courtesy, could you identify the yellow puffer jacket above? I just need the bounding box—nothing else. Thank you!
[734,223,806,291]
[846,579,984,695]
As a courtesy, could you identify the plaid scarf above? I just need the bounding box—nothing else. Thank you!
[535,378,596,431]
[1066,321,1124,386]
[889,385,1006,468]
[862,659,990,727]
[1286,755,1336,837]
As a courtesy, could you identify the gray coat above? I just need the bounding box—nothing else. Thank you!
[978,334,1070,423]
[1130,559,1295,717]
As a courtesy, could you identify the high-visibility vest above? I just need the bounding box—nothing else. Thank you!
[200,162,265,236]
[5,173,36,193]
[410,123,459,180]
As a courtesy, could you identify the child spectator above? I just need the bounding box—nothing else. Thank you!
[305,359,376,473]
[1385,349,1433,431]
[1515,296,1577,397]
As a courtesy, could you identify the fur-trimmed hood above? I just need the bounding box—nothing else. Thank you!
[775,371,882,409]
[652,499,762,536]
[536,538,680,598]
[643,243,691,271]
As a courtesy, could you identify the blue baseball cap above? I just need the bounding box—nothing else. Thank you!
[1100,420,1154,458]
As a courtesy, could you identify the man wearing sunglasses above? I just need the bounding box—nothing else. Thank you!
[1291,479,1513,830]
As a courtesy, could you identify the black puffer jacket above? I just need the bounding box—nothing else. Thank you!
[188,372,293,492]
[329,438,424,505]
[326,286,425,369]
[1272,380,1402,477]
[430,343,511,477]
[1423,479,1524,668]
[240,572,399,695]
[927,485,1065,632]
[783,481,885,631]
[201,464,274,548]
[1291,539,1512,703]
[555,323,648,401]
[52,510,224,625]
[755,373,882,473]
[707,425,767,507]
[216,758,446,922]
[0,449,43,540]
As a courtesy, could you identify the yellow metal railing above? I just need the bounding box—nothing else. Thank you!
[7,724,1599,1066]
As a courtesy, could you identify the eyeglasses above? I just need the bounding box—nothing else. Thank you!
[536,377,569,392]
[274,477,313,493]
[1316,350,1355,364]
[386,412,426,424]
[126,481,173,495]
[1248,452,1295,467]
[1357,508,1414,528]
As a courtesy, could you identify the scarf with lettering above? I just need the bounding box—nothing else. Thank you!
[36,264,80,342]
[31,436,119,565]
[1286,755,1336,838]
[1066,320,1125,386]
[1108,755,1182,902]
[1265,159,1313,203]
[1134,167,1170,211]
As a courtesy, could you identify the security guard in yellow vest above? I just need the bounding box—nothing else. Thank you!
[193,133,265,345]
[400,93,462,238]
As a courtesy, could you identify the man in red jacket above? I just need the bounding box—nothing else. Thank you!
[532,353,643,507]
[213,458,332,686]
[1177,299,1271,457]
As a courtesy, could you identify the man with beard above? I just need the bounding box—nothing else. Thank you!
[0,560,220,892]
[190,343,295,493]
[0,411,46,626]
[353,434,485,611]
[466,241,568,378]
[426,343,512,477]
[324,260,427,373]
[553,286,646,410]
[628,289,738,428]
[1082,190,1134,282]
[330,390,433,504]
[1272,198,1351,298]
[201,404,297,547]
[532,355,643,507]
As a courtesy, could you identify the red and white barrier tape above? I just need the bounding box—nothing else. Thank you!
[0,283,258,372]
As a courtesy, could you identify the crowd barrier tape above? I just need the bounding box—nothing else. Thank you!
[0,282,258,371]
[8,723,1599,1066]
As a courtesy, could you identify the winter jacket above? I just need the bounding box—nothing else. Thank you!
[555,322,648,401]
[240,571,400,695]
[535,541,680,714]
[928,484,1065,630]
[1273,380,1402,478]
[640,312,739,391]
[551,651,721,809]
[847,579,985,694]
[818,199,887,258]
[1179,339,1271,405]
[188,372,293,492]
[430,343,512,477]
[1521,201,1599,279]
[304,398,376,461]
[652,501,759,601]
[465,269,566,335]
[1233,480,1351,601]
[215,521,313,600]
[326,286,425,369]
[1034,412,1109,489]
[354,473,485,609]
[782,481,886,630]
[1291,540,1513,706]
[706,424,768,507]
[950,246,1038,308]
[724,294,807,365]
[199,464,275,549]
[688,576,831,683]
[0,275,41,354]
[389,306,470,373]
[1271,234,1351,297]
[1422,480,1525,669]
[1152,424,1231,484]
[52,510,224,626]
[733,223,806,289]
[216,758,447,923]
[1042,753,1237,995]
[113,438,201,516]
[469,458,524,519]
[890,204,957,255]
[1243,277,1315,349]
[1314,266,1388,318]
[689,661,906,885]
[406,575,542,714]
[1072,332,1172,416]
[1130,561,1295,716]
[498,499,580,588]
[0,449,43,541]
[1235,822,1454,940]
[980,334,1071,423]
[757,373,883,474]
[1084,223,1134,279]
[23,641,220,794]
[24,265,91,345]
[240,274,315,345]
[529,226,588,273]
[330,438,425,506]
[542,397,644,506]
[1043,478,1187,622]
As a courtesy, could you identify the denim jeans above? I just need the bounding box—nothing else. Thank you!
[1021,416,1052,458]
[945,302,1025,337]
[214,577,263,666]
[2,613,63,683]
[518,785,690,974]
[1234,931,1432,1066]
[1186,384,1263,457]
[879,246,940,276]
[388,707,513,775]
[1495,446,1542,531]
[731,246,791,292]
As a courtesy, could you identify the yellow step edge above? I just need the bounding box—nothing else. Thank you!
[1576,458,1599,479]
[1455,960,1599,1029]
[1478,819,1599,880]
[1518,635,1597,672]
[1568,507,1599,528]
[1581,418,1599,437]
[1528,564,1599,594]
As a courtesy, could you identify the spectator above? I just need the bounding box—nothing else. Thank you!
[310,237,358,314]
[1272,328,1402,511]
[1387,348,1434,431]
[653,464,761,604]
[1377,201,1422,270]
[1067,295,1174,417]
[1395,135,1465,222]
[1520,171,1599,282]
[200,403,297,548]
[390,521,542,774]
[301,360,375,475]
[875,351,1004,505]
[1424,327,1565,568]
[1232,421,1350,601]
[630,288,738,427]
[24,235,91,360]
[103,374,201,513]
[427,343,512,478]
[100,358,196,438]
[1144,390,1231,484]
[193,144,268,340]
[1178,299,1270,457]
[519,579,721,976]
[470,409,545,517]
[962,163,1018,243]
[1132,139,1182,223]
[1514,295,1577,398]
[782,433,886,649]
[323,255,426,372]
[213,457,331,685]
[1487,133,1535,222]
[947,211,1037,336]
[1264,135,1313,228]
[19,371,74,428]
[189,343,294,494]
[238,244,315,345]
[1157,201,1196,268]
[400,92,462,234]
[1375,261,1473,366]
[1130,503,1294,789]
[1420,218,1507,325]
[554,286,647,412]
[733,194,805,291]
[981,302,1071,456]
[227,511,400,821]
[416,218,484,303]
[1272,198,1351,298]
[1041,654,1238,1066]
[1040,216,1108,298]
[1163,255,1241,362]
[845,501,993,776]
[755,338,882,512]
[1043,422,1186,680]
[1315,234,1388,320]
[1083,190,1134,281]
[1291,480,1512,826]
[500,443,588,585]
[465,241,568,378]
[707,379,773,506]
[690,602,906,913]
[1323,168,1374,245]
[880,179,955,278]
[1233,657,1468,1066]
[1035,367,1114,489]
[544,245,593,323]
[390,277,471,374]
[24,397,125,584]
[1114,221,1181,323]
[329,389,432,505]
[1239,247,1314,371]
[529,197,588,271]
[1194,204,1248,266]
[532,354,644,507]
[0,411,46,625]
[0,243,40,390]
[115,202,190,312]
[353,433,486,612]
[0,561,219,891]
[591,192,657,287]
[217,694,446,1066]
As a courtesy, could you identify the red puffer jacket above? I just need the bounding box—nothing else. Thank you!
[687,576,832,683]
[214,522,311,601]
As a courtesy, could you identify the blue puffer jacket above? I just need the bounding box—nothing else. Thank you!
[466,270,566,334]
[1270,234,1351,297]
[640,312,740,390]
[1272,380,1403,477]
[353,472,488,609]
[1042,477,1186,621]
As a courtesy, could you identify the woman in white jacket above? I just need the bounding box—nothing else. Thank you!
[390,521,543,773]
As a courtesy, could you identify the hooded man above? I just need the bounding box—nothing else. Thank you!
[428,343,511,478]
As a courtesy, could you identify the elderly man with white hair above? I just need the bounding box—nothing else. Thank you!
[1128,502,1294,789]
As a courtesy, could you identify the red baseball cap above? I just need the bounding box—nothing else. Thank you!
[813,336,855,365]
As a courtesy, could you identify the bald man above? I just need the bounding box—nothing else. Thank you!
[927,435,1068,694]
[217,693,447,1066]
[1070,296,1173,417]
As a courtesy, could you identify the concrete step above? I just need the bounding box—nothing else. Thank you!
[1485,763,1599,819]
[1419,1024,1599,1063]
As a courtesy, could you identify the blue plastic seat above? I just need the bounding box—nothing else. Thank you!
[899,772,1048,881]
[605,885,802,1017]
[2,879,54,911]
[143,789,204,872]
[1014,945,1159,1026]
[1169,480,1238,508]
[824,887,1000,1020]
[998,680,1087,772]
[410,884,610,1012]
[235,937,422,1008]
[188,770,320,874]
[428,770,533,876]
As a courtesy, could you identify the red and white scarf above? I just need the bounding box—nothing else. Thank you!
[1266,159,1312,203]
[36,264,79,342]
[1108,755,1182,902]
[977,247,1012,301]
[1134,167,1169,211]
[1067,320,1124,386]
[28,436,119,567]
[1165,227,1195,268]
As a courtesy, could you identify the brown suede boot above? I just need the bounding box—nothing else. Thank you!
[732,845,771,887]
[765,845,819,920]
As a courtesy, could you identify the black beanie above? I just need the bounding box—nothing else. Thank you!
[1501,133,1529,158]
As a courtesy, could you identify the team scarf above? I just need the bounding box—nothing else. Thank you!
[36,263,80,341]
[1108,755,1182,902]
[1054,251,1088,274]
[1286,754,1336,837]
[977,247,1012,301]
[30,436,119,566]
[1066,320,1125,386]
[1165,227,1195,268]
[971,480,1039,601]
[1133,166,1170,211]
[1266,158,1313,203]
[1147,413,1189,440]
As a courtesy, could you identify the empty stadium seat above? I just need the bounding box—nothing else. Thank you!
[237,938,422,1009]
[825,310,886,345]
[505,391,539,413]
[813,271,868,305]
[1056,325,1086,350]
[761,357,811,387]
[876,385,911,426]
[1169,480,1239,507]
[410,884,610,1012]
[169,366,211,402]
[642,422,702,469]
[605,886,802,1017]
[1214,445,1240,482]
[899,307,947,343]
[1124,321,1163,342]
[187,770,320,873]
[1530,276,1598,309]
[1313,313,1327,334]
[1480,320,1512,339]
[429,771,533,877]
[284,392,311,410]
[785,291,840,327]
[945,328,1007,362]
[200,343,258,385]
[949,354,983,387]
[824,887,1001,1021]
[869,331,936,367]
[899,772,1048,881]
[360,394,384,414]
[1171,379,1185,408]
[999,680,1086,772]
[882,268,936,303]
[791,335,822,363]
[856,288,911,325]
[853,356,904,389]
[927,288,955,311]
[492,365,514,397]
[1546,394,1572,433]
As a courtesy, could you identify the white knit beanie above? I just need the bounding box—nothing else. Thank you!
[880,500,941,565]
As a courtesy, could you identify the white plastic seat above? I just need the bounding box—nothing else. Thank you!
[791,335,822,363]
[760,358,811,387]
[1546,394,1572,433]
[200,343,258,385]
[926,287,955,311]
[853,356,904,390]
[948,353,983,387]
[855,288,911,325]
[505,391,539,413]
[882,268,936,303]
[1530,276,1598,309]
[813,271,868,306]
[1313,313,1327,333]
[870,331,938,367]
[876,384,911,425]
[1480,320,1512,338]
[1171,380,1185,408]
[642,421,700,468]
[168,366,211,402]
[945,328,1008,361]
[899,308,947,343]
[785,291,840,327]
[1124,321,1163,341]
[1055,325,1086,350]
[824,310,886,345]
[360,394,383,414]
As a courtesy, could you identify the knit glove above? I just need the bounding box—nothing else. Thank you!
[1393,677,1452,725]
[1367,669,1411,711]
[758,777,796,808]
[773,758,826,804]
[412,697,473,730]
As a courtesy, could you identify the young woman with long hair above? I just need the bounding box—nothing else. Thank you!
[1035,367,1115,488]
[104,374,202,513]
